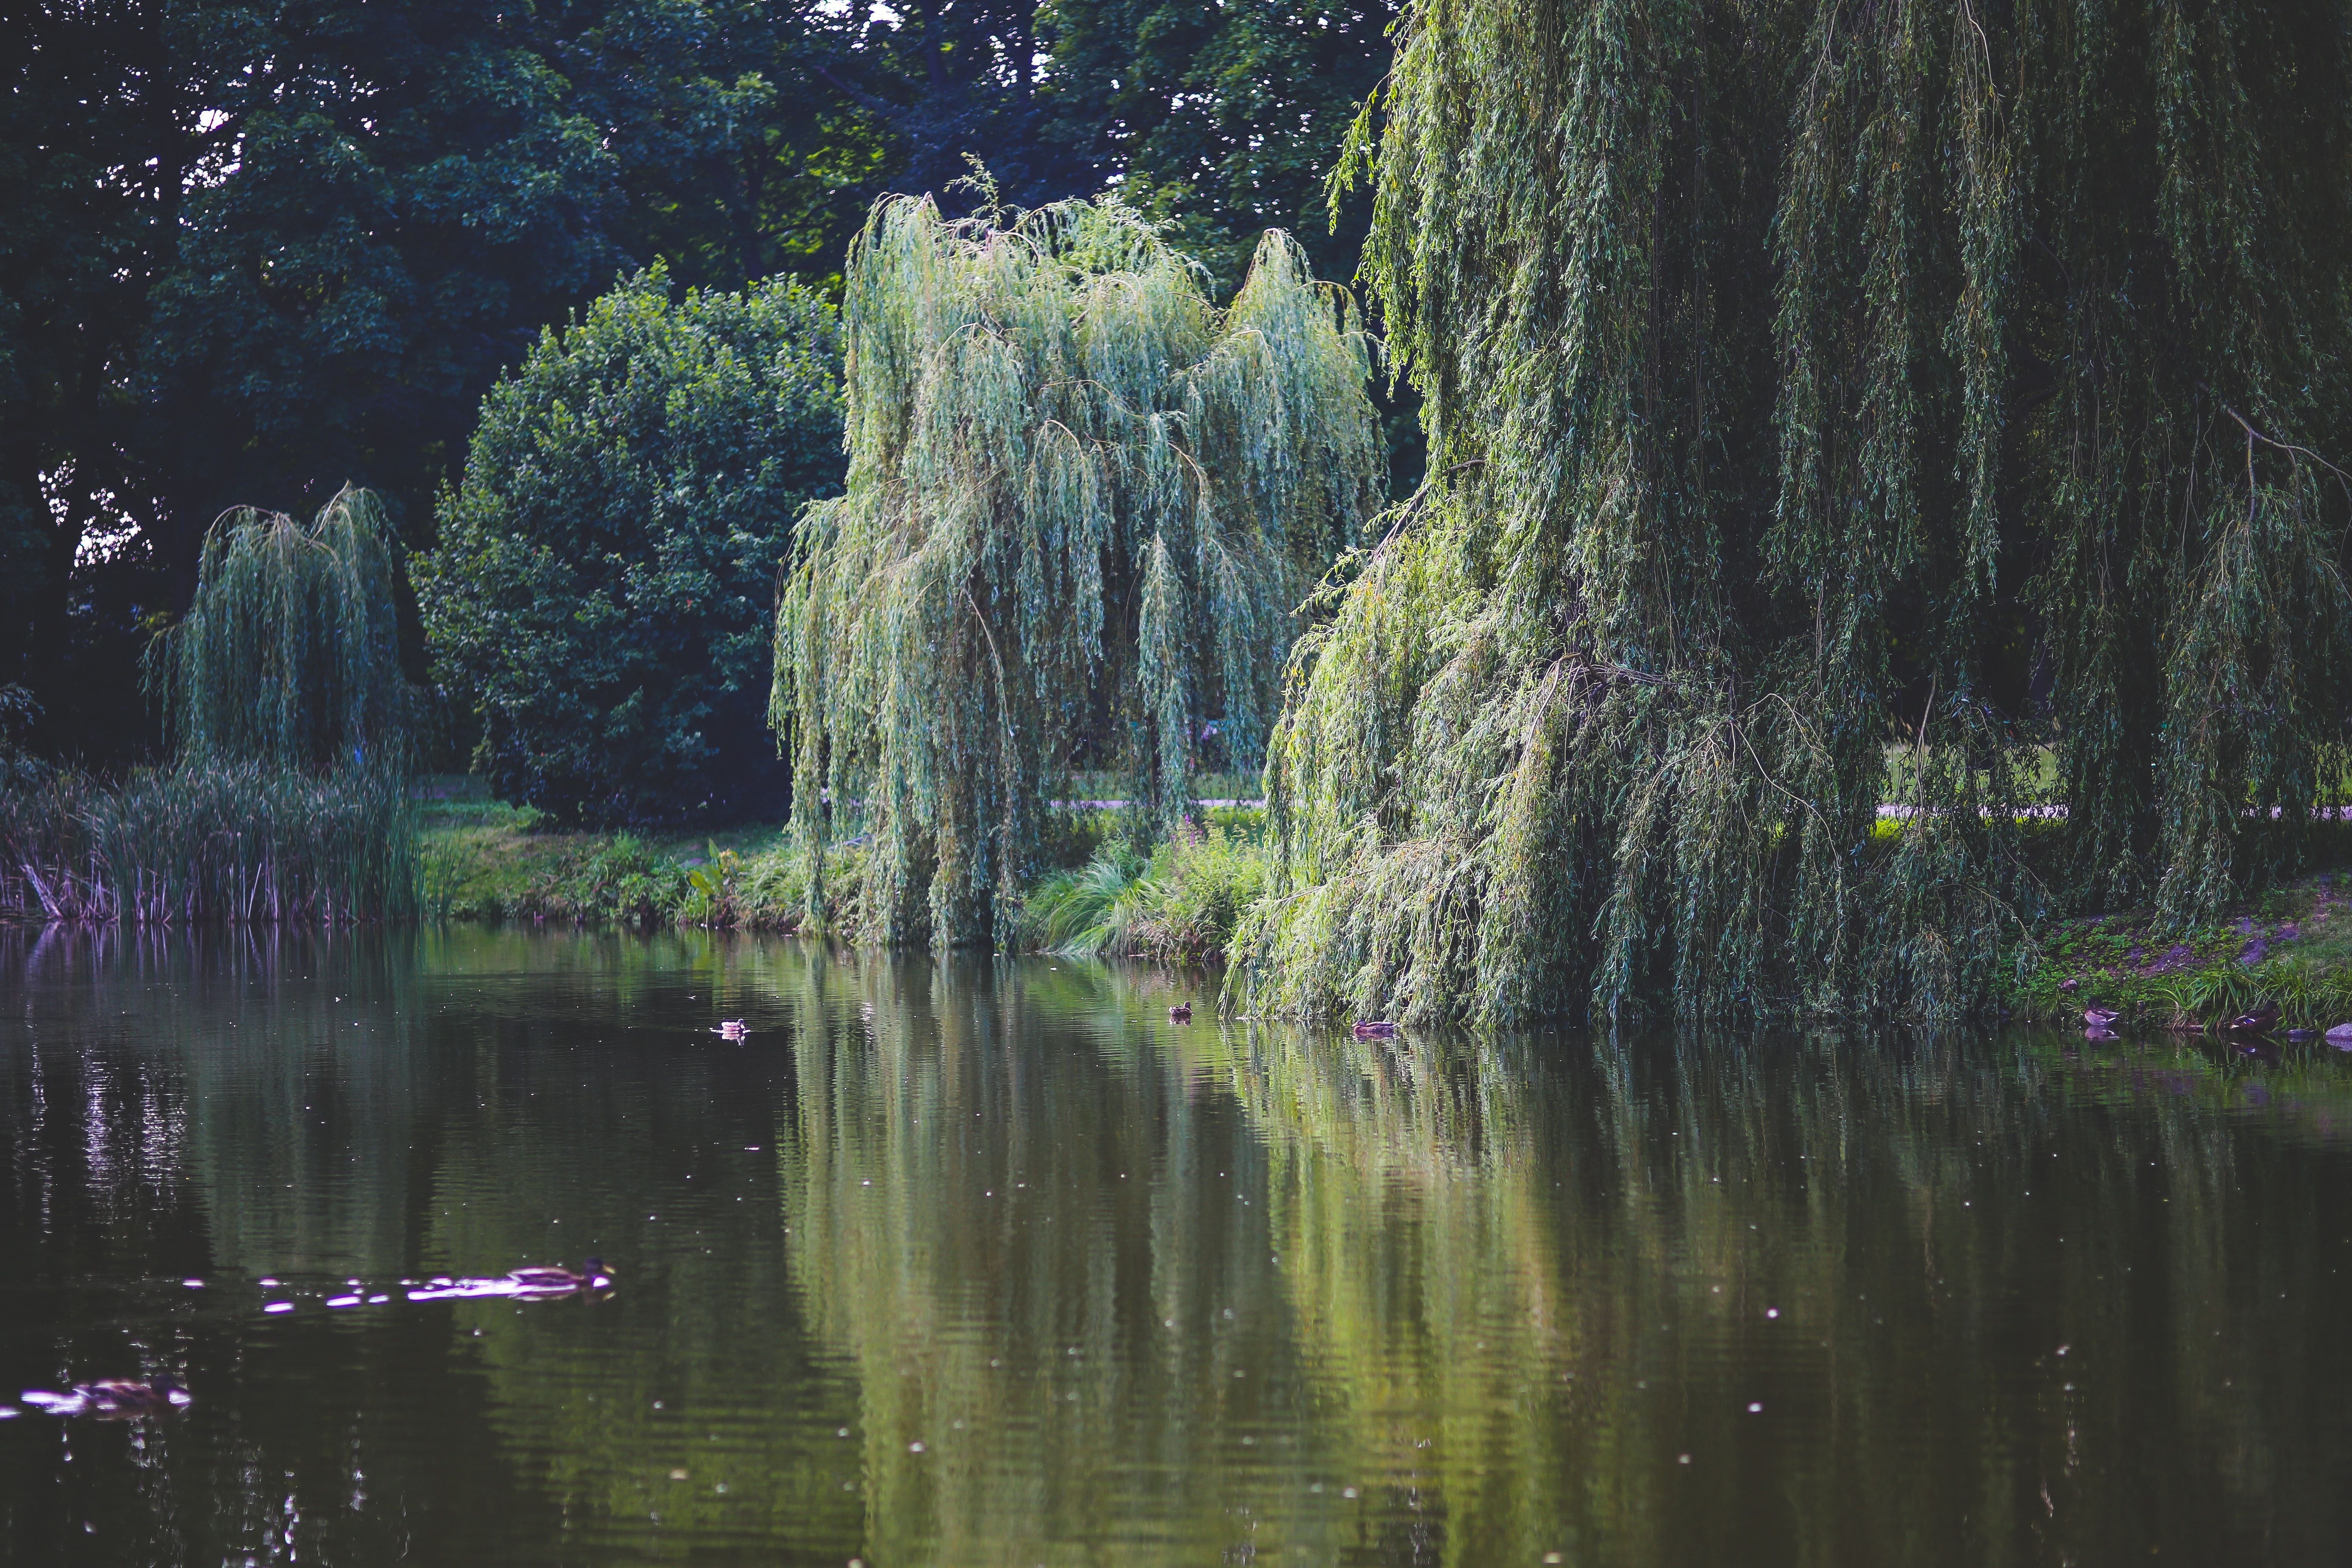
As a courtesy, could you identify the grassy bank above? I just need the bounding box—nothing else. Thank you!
[2006,868,2352,1033]
[416,775,2352,1030]
[416,776,1271,957]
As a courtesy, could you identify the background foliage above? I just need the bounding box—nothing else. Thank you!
[153,486,416,773]
[1,0,1402,768]
[420,269,842,826]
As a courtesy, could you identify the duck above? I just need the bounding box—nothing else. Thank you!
[20,1380,191,1418]
[1168,1003,1192,1022]
[505,1257,612,1294]
[1352,1020,1399,1039]
[2226,1003,2280,1033]
[2081,1006,2122,1029]
[711,1020,750,1039]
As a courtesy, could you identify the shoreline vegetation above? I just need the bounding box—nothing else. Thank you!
[409,776,1274,958]
[6,766,2352,1032]
[0,762,419,925]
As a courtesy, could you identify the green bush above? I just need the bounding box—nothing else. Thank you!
[1017,823,1270,962]
[420,266,842,826]
[1020,842,1158,958]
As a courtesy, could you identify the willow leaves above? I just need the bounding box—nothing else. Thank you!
[774,193,1381,946]
[1238,0,2352,1025]
[150,486,416,775]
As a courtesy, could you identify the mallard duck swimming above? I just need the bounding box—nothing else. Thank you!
[506,1257,612,1294]
[1353,1020,1399,1039]
[711,1020,750,1039]
[1168,1003,1192,1022]
[2227,1003,2280,1033]
[2082,1006,2122,1029]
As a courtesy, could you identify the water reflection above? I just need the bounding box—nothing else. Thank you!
[2,927,2349,1565]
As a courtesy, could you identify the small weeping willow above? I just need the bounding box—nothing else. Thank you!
[150,485,417,773]
[774,190,1381,948]
[1236,0,2352,1026]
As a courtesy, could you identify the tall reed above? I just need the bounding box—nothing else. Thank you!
[0,762,419,924]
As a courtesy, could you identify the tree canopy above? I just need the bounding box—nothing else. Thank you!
[1038,0,1398,293]
[1233,0,2352,1026]
[10,0,1320,765]
[774,191,1381,947]
[152,486,415,773]
[420,268,842,826]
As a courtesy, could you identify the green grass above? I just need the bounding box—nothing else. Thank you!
[412,769,2352,1023]
[414,774,811,923]
[416,772,1269,957]
[1017,821,1272,963]
[2008,868,2352,1031]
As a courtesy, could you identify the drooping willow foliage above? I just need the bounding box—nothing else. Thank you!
[774,192,1381,947]
[151,486,416,773]
[1235,0,2352,1025]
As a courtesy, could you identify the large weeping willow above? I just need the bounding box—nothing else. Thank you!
[151,486,416,772]
[1234,0,2352,1025]
[774,192,1381,947]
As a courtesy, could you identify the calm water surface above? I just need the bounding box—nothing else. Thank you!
[3,927,2350,1565]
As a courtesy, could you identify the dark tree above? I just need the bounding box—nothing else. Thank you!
[0,0,1405,765]
[1038,0,1398,294]
[420,270,842,826]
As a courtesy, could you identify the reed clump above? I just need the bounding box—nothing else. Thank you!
[0,762,419,923]
[2,487,426,926]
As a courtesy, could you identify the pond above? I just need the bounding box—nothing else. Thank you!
[3,927,2349,1565]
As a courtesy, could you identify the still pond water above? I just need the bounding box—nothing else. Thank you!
[3,928,2351,1566]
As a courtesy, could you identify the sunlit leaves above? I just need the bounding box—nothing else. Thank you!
[775,191,1381,947]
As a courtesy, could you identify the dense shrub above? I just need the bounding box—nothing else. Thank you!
[421,266,842,826]
[1018,822,1269,962]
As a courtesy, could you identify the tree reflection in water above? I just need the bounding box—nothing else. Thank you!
[3,927,2349,1565]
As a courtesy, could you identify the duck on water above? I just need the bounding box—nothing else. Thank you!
[406,1258,613,1302]
[16,1380,193,1418]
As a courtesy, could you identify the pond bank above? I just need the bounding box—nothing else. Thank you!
[2006,868,2352,1033]
[417,781,1272,962]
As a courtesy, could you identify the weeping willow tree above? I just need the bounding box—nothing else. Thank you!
[151,485,416,772]
[1234,0,2352,1026]
[773,190,1381,947]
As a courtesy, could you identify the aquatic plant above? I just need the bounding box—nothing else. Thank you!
[1235,0,2352,1026]
[150,487,417,773]
[0,762,419,923]
[1016,823,1269,962]
[774,188,1382,947]
[0,487,428,925]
